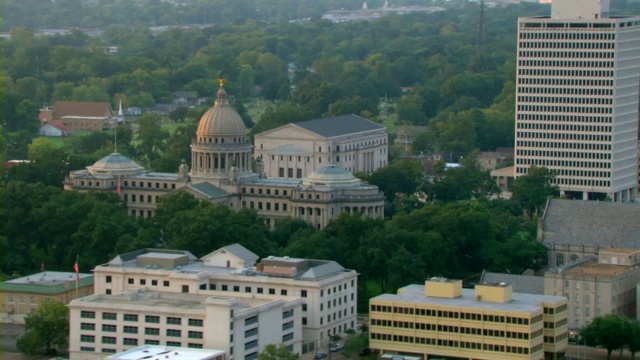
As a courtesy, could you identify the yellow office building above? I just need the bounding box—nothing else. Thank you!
[370,278,568,360]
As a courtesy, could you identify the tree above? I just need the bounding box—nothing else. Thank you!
[17,301,69,355]
[426,156,499,203]
[625,319,640,360]
[257,344,300,360]
[485,231,547,274]
[367,159,424,202]
[342,330,368,358]
[510,166,558,218]
[396,94,426,125]
[581,314,627,360]
[169,107,189,123]
[136,114,169,167]
[7,99,40,132]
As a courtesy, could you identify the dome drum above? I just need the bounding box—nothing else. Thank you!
[302,164,362,187]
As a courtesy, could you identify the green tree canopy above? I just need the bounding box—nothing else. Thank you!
[510,166,558,218]
[17,301,69,355]
[257,344,300,360]
[581,314,627,360]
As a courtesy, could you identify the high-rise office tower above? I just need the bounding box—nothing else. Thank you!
[514,0,640,201]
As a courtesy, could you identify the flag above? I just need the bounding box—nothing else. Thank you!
[74,256,80,284]
[116,175,121,194]
[40,261,44,272]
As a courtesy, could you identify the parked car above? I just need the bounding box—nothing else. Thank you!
[330,343,344,352]
[314,352,327,359]
[357,348,371,356]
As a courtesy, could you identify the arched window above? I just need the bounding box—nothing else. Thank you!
[556,253,565,267]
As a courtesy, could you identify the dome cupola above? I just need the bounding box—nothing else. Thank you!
[190,80,255,181]
[302,164,362,187]
[86,152,145,176]
[195,79,247,141]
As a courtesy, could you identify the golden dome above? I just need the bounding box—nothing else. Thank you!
[196,85,247,138]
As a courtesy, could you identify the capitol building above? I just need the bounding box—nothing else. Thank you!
[64,85,385,229]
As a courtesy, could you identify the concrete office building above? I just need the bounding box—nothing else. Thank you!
[68,289,303,360]
[370,278,568,360]
[514,0,640,201]
[91,244,358,354]
[544,248,640,329]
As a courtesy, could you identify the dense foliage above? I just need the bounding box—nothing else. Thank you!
[580,315,640,360]
[3,1,555,162]
[5,0,631,310]
[0,173,546,312]
[17,301,69,355]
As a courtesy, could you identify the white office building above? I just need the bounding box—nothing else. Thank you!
[69,289,303,360]
[91,244,358,355]
[514,0,640,201]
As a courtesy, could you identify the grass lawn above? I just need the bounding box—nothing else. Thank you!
[37,136,67,148]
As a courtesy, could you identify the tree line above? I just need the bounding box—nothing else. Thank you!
[0,159,552,311]
[2,2,552,159]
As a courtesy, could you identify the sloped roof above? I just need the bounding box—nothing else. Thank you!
[219,243,259,265]
[479,271,544,295]
[53,101,112,118]
[541,199,640,249]
[299,261,346,280]
[187,182,228,199]
[294,114,384,138]
[172,91,197,98]
[48,120,73,131]
[105,249,197,267]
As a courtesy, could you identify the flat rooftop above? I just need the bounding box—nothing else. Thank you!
[1,271,94,294]
[600,248,640,254]
[101,250,352,282]
[106,345,225,360]
[72,289,277,310]
[373,284,566,313]
[563,260,634,277]
[4,271,92,285]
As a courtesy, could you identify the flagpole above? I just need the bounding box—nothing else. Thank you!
[74,255,79,299]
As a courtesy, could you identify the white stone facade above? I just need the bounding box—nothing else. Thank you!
[514,0,640,201]
[91,246,359,355]
[65,89,384,228]
[68,289,303,360]
[254,115,388,179]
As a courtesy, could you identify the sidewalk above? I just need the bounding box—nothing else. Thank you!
[567,345,636,360]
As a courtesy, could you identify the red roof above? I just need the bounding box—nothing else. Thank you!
[53,101,113,118]
[48,120,73,132]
